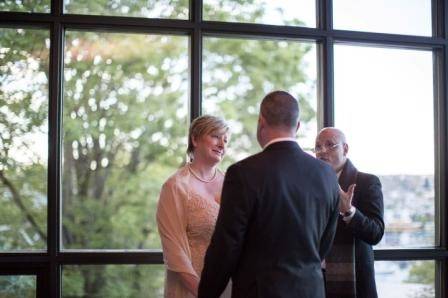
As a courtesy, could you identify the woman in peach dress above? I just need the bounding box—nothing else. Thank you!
[157,115,232,297]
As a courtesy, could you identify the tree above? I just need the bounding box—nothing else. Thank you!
[1,1,315,296]
[407,261,435,298]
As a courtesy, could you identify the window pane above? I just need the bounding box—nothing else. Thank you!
[62,265,164,297]
[0,28,49,250]
[0,0,50,13]
[376,261,435,298]
[62,31,189,249]
[334,45,434,248]
[203,37,317,165]
[0,275,36,298]
[333,0,432,36]
[203,0,316,27]
[64,0,188,19]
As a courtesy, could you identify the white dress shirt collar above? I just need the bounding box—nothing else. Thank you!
[263,137,297,150]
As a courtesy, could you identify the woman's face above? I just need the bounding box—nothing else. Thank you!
[193,130,229,164]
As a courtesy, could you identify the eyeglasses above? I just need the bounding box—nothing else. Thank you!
[313,143,342,153]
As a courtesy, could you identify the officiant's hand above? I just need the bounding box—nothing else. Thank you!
[339,184,356,214]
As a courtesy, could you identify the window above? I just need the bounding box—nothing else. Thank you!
[203,0,316,27]
[375,261,435,298]
[0,1,50,13]
[334,45,435,248]
[333,0,432,36]
[64,0,188,19]
[62,265,164,296]
[0,275,36,297]
[0,28,49,251]
[62,31,189,250]
[203,37,317,163]
[0,1,446,297]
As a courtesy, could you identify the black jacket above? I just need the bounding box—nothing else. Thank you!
[198,141,340,298]
[338,159,385,298]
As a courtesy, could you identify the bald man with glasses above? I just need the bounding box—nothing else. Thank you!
[315,127,385,298]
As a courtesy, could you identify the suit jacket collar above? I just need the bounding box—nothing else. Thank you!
[338,158,358,192]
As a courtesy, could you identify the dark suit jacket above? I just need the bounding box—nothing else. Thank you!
[198,141,340,298]
[338,159,385,298]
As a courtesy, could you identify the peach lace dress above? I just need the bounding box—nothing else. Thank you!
[157,165,231,298]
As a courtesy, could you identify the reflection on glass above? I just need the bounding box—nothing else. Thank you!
[0,0,50,13]
[334,45,434,248]
[0,275,36,298]
[62,31,189,249]
[0,28,49,250]
[333,0,432,36]
[64,0,188,19]
[203,37,317,165]
[203,0,316,27]
[62,265,164,297]
[375,261,435,298]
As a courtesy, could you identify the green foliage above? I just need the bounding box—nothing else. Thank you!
[0,275,36,298]
[62,265,165,297]
[407,261,434,285]
[0,28,49,250]
[0,0,50,13]
[64,0,189,19]
[1,1,316,295]
[203,37,315,165]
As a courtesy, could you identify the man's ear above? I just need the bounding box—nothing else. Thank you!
[343,143,349,156]
[258,114,265,128]
[296,121,301,133]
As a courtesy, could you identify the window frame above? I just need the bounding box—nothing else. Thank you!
[0,0,447,296]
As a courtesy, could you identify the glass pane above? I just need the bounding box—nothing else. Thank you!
[0,275,36,298]
[333,0,432,36]
[0,0,50,13]
[62,31,189,249]
[376,261,435,298]
[203,37,317,165]
[334,45,434,248]
[0,28,49,250]
[64,0,188,19]
[62,265,164,297]
[203,0,316,27]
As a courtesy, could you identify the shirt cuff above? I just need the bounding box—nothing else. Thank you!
[341,206,356,223]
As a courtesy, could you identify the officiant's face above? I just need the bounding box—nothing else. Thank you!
[315,129,348,173]
[193,130,228,163]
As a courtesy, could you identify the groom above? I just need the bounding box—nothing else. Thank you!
[198,91,340,298]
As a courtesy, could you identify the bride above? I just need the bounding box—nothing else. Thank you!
[157,115,232,297]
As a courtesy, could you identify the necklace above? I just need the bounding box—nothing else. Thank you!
[188,164,217,183]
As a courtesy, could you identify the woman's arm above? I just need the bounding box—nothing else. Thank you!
[157,176,199,296]
[179,272,200,296]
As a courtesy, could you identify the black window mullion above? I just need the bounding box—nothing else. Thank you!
[51,0,63,15]
[317,0,334,128]
[37,267,50,298]
[441,38,448,298]
[319,37,334,127]
[432,0,445,37]
[190,0,202,119]
[48,0,64,294]
[317,0,332,31]
[434,44,448,298]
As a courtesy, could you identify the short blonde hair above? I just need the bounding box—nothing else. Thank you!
[187,115,229,160]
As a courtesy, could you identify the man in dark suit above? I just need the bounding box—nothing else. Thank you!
[315,127,384,298]
[198,91,340,298]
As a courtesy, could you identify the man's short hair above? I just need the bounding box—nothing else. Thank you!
[260,90,299,128]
